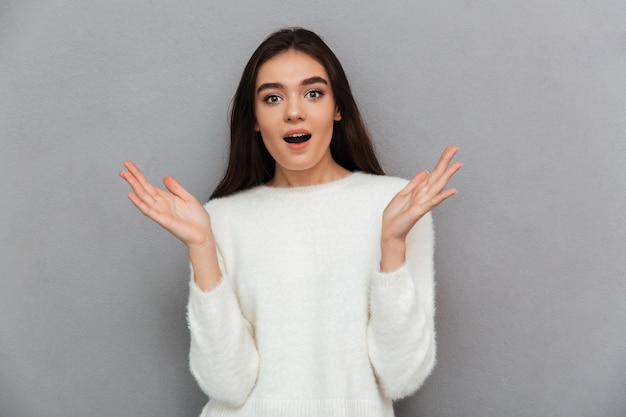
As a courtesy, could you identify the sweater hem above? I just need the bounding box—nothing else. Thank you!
[200,397,394,417]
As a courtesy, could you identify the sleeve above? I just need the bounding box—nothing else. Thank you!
[367,212,436,400]
[186,258,259,407]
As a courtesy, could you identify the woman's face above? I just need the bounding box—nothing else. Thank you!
[254,50,342,184]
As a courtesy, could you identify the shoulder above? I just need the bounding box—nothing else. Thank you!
[204,185,263,213]
[356,171,408,188]
[350,172,409,198]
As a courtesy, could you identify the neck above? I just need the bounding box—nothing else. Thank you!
[269,160,351,188]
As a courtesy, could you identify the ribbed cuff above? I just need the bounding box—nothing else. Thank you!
[371,263,412,289]
[188,276,230,316]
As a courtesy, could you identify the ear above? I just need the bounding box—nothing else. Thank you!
[334,106,342,121]
[254,121,260,132]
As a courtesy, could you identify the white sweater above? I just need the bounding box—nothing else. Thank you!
[187,172,436,417]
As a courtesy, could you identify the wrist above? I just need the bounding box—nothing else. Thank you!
[380,238,407,272]
[186,232,215,253]
[187,240,222,292]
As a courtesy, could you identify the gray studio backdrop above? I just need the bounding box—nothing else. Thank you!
[2,1,625,416]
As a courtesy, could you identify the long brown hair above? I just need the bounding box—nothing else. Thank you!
[210,28,384,200]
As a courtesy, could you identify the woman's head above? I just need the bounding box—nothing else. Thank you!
[211,27,383,199]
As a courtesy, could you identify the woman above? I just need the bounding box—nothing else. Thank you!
[120,28,461,417]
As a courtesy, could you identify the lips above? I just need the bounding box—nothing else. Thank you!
[283,130,312,144]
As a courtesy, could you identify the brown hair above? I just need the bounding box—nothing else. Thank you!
[210,28,384,199]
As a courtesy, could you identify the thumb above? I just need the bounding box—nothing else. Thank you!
[163,175,193,201]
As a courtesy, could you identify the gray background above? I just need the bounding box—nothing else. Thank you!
[1,0,625,416]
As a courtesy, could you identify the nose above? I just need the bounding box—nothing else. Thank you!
[284,97,305,122]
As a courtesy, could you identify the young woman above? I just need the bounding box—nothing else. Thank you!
[120,28,461,417]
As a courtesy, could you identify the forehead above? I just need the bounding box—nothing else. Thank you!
[256,50,329,86]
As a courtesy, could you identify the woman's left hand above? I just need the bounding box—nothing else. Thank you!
[380,146,462,270]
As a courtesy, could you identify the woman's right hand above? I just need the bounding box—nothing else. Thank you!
[119,160,213,249]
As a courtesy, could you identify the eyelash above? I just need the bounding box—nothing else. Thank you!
[261,89,326,104]
[305,89,325,99]
[263,94,282,104]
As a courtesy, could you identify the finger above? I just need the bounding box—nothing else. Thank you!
[123,161,159,198]
[439,187,458,201]
[399,170,429,195]
[163,175,195,202]
[120,168,155,205]
[428,146,459,182]
[430,160,462,193]
[430,187,458,209]
[121,161,159,204]
[410,158,461,207]
[414,185,458,216]
[429,146,458,179]
[126,191,161,222]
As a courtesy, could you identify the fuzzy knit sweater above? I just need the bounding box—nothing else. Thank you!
[186,171,436,417]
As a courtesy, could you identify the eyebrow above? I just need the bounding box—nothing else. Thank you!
[256,76,328,95]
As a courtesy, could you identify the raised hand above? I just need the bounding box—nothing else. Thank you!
[380,146,462,271]
[119,161,213,249]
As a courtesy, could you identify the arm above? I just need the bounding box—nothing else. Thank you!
[186,239,259,407]
[120,161,259,405]
[367,213,436,399]
[187,266,259,407]
[368,146,461,399]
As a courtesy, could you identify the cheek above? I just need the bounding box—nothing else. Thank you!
[254,108,276,132]
[253,103,270,131]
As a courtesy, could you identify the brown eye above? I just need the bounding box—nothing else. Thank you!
[263,95,281,104]
[305,90,324,99]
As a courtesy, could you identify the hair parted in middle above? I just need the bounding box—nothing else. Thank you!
[210,27,384,200]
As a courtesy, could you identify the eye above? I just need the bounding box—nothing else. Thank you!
[263,94,282,104]
[305,89,325,100]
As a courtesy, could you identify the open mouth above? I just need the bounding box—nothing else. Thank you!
[284,133,312,144]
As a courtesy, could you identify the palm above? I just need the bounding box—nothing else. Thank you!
[383,146,462,242]
[120,161,212,247]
